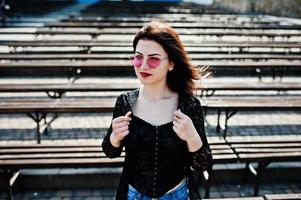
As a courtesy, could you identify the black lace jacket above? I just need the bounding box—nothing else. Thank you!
[102,89,212,200]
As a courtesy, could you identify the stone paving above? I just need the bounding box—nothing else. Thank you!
[1,182,301,200]
[0,76,301,141]
[0,76,301,199]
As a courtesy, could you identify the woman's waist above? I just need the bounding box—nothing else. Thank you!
[128,172,186,198]
[128,176,187,199]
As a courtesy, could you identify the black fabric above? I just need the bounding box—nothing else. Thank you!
[102,89,212,200]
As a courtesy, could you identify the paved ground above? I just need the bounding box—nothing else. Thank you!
[1,1,301,198]
[1,182,301,200]
[1,76,301,199]
[0,76,301,141]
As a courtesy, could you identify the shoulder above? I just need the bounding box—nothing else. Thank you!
[183,94,202,108]
[113,88,139,114]
[121,88,139,102]
[180,94,202,117]
[115,88,139,102]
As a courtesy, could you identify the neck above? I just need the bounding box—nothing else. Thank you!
[140,82,175,102]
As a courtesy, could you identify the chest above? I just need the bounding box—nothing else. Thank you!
[132,97,178,126]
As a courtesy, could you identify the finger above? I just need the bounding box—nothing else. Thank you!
[173,119,181,128]
[173,115,185,124]
[114,121,129,130]
[112,121,128,131]
[172,125,179,134]
[120,129,130,137]
[114,115,132,123]
[125,111,132,117]
[115,124,129,134]
[174,109,187,119]
[114,120,130,127]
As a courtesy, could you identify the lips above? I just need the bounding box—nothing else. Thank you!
[140,72,152,78]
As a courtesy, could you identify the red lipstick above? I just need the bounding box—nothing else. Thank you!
[140,72,152,78]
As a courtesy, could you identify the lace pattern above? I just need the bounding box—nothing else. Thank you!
[101,89,212,200]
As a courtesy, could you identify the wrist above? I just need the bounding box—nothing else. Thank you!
[186,131,203,152]
[110,132,121,148]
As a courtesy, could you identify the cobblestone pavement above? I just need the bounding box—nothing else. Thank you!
[1,182,301,200]
[0,77,301,141]
[0,76,301,199]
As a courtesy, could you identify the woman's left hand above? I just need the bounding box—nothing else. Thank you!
[172,109,198,141]
[173,109,203,151]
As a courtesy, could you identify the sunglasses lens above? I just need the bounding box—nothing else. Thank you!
[147,57,161,68]
[130,56,163,68]
[130,56,143,68]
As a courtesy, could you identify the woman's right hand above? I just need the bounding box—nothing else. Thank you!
[110,111,132,147]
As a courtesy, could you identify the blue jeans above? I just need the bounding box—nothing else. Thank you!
[127,179,188,200]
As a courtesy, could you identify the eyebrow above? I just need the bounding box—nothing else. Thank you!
[136,51,162,57]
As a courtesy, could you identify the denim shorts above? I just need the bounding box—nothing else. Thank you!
[127,179,188,200]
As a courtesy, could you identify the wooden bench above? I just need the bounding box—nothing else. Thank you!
[1,40,300,50]
[1,53,301,61]
[204,194,301,200]
[0,136,237,200]
[203,193,301,200]
[264,193,301,200]
[1,96,301,142]
[204,197,264,200]
[45,21,301,30]
[225,137,301,196]
[0,98,114,143]
[0,60,300,80]
[1,41,300,55]
[0,140,124,200]
[201,96,301,138]
[203,137,238,198]
[1,28,299,40]
[58,14,287,25]
[1,81,301,98]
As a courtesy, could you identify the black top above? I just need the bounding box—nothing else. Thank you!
[102,89,212,200]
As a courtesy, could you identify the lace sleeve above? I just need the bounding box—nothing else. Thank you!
[188,98,212,172]
[101,94,125,158]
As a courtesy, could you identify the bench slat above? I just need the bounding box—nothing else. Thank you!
[235,148,301,153]
[238,152,301,161]
[0,152,126,160]
[1,53,301,61]
[231,143,301,148]
[264,193,301,200]
[0,157,125,169]
[1,82,301,93]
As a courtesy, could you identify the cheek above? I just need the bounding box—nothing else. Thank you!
[156,64,170,75]
[133,68,140,77]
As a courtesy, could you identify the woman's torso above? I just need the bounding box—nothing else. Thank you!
[123,91,188,198]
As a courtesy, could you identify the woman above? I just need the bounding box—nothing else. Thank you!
[102,21,212,200]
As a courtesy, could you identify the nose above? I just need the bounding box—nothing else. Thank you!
[140,59,149,69]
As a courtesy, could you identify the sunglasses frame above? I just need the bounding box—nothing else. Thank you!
[129,55,168,69]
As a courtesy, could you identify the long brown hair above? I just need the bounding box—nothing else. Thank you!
[133,20,208,96]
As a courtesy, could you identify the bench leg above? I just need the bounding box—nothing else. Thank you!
[2,170,20,200]
[255,68,262,82]
[46,91,64,99]
[254,162,269,196]
[243,162,250,183]
[216,110,221,133]
[204,166,213,198]
[7,174,13,200]
[27,113,45,144]
[27,113,57,143]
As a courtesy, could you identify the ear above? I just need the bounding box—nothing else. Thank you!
[169,61,174,71]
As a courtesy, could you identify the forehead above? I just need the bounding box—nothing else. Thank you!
[135,39,166,55]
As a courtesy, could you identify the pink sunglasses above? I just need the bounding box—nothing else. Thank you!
[129,55,168,69]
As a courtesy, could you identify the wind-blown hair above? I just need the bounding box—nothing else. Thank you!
[133,20,209,96]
